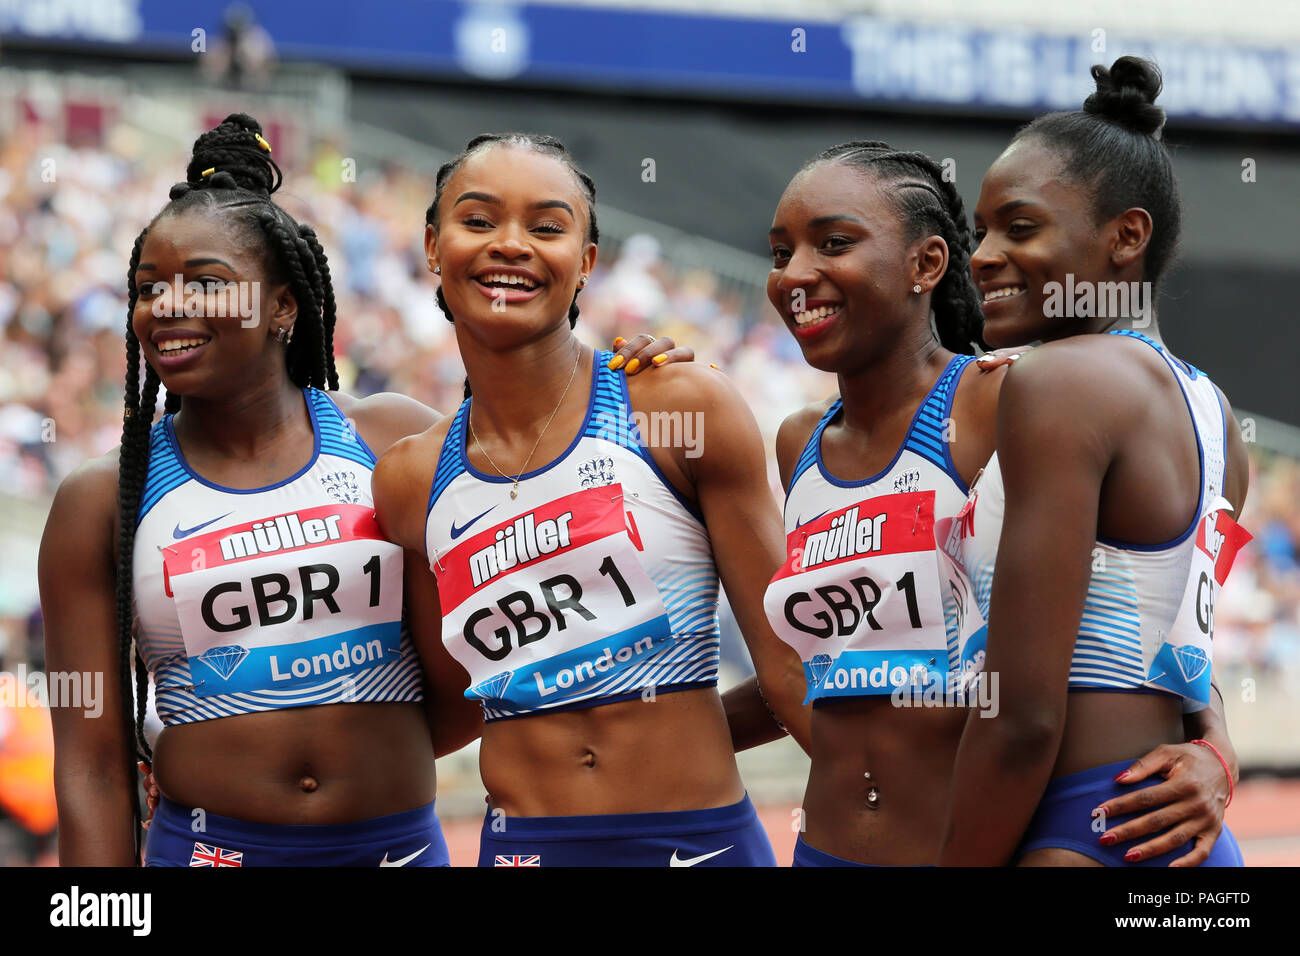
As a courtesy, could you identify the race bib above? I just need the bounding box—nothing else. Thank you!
[764,490,950,702]
[434,484,672,713]
[935,487,988,696]
[1146,497,1252,706]
[162,504,403,697]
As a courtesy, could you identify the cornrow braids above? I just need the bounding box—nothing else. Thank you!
[427,133,599,395]
[806,141,985,355]
[109,115,343,861]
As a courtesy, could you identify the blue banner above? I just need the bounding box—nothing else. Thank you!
[3,0,1299,126]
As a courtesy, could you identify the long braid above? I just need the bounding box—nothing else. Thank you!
[298,224,340,390]
[114,227,155,862]
[809,142,985,354]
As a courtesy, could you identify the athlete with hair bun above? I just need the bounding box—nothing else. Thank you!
[374,132,811,867]
[941,56,1248,866]
[41,114,685,866]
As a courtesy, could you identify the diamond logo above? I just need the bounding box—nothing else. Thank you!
[809,654,833,687]
[197,645,250,680]
[472,670,512,700]
[1172,645,1209,684]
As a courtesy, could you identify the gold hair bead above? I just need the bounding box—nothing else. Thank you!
[123,408,135,419]
[201,167,216,178]
[254,133,272,153]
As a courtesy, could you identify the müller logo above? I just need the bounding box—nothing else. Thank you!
[799,506,887,571]
[219,513,345,560]
[469,512,575,587]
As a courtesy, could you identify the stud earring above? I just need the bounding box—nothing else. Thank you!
[275,326,292,344]
[913,284,922,294]
[434,266,441,275]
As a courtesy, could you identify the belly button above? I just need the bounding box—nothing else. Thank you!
[298,775,319,793]
[580,750,596,768]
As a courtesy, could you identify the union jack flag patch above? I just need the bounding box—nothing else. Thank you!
[494,854,541,867]
[190,842,244,867]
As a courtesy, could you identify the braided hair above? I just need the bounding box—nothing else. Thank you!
[113,113,340,860]
[1012,56,1180,289]
[802,141,985,355]
[425,133,599,342]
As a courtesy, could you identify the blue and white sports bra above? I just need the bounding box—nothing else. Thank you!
[424,350,721,721]
[763,354,981,702]
[941,332,1250,708]
[132,388,423,726]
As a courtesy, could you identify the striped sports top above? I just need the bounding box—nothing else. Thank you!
[763,354,981,703]
[424,349,720,721]
[940,332,1251,708]
[131,388,423,725]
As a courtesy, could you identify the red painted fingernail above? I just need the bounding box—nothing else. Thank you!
[1098,833,1117,846]
[1113,770,1131,782]
[1124,848,1141,862]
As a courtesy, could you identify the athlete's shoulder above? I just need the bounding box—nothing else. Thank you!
[775,398,836,488]
[1212,382,1250,513]
[326,389,443,458]
[623,360,742,416]
[43,449,120,559]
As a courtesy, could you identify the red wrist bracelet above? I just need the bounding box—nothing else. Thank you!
[1191,739,1234,808]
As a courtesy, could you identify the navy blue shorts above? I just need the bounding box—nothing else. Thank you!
[478,793,776,867]
[145,796,450,867]
[1017,759,1244,867]
[793,834,878,867]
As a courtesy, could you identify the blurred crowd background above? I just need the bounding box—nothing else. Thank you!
[2,0,1298,864]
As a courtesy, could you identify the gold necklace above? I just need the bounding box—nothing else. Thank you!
[469,345,584,499]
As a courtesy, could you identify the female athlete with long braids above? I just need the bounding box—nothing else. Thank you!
[40,114,687,866]
[763,133,1240,866]
[941,57,1247,866]
[374,133,811,867]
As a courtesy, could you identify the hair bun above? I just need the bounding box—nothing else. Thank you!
[184,112,282,196]
[1083,56,1166,138]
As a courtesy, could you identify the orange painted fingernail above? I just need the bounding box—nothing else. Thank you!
[709,363,720,370]
[625,358,641,374]
[613,337,626,348]
[652,353,667,366]
[607,355,625,370]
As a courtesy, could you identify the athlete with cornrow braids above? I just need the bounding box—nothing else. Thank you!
[763,129,1240,866]
[763,141,1006,866]
[39,114,686,866]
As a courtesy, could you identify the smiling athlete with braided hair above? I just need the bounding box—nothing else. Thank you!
[763,140,1004,866]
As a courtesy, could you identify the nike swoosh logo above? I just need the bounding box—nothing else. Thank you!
[379,844,429,867]
[795,510,829,529]
[450,505,497,540]
[669,845,733,867]
[173,513,232,539]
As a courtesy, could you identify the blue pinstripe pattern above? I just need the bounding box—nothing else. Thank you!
[429,402,471,512]
[790,401,840,490]
[138,422,190,525]
[903,354,973,471]
[312,389,377,468]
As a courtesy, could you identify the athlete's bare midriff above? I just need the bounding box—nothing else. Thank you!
[802,697,967,864]
[152,701,435,824]
[479,686,744,817]
[1053,691,1185,779]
